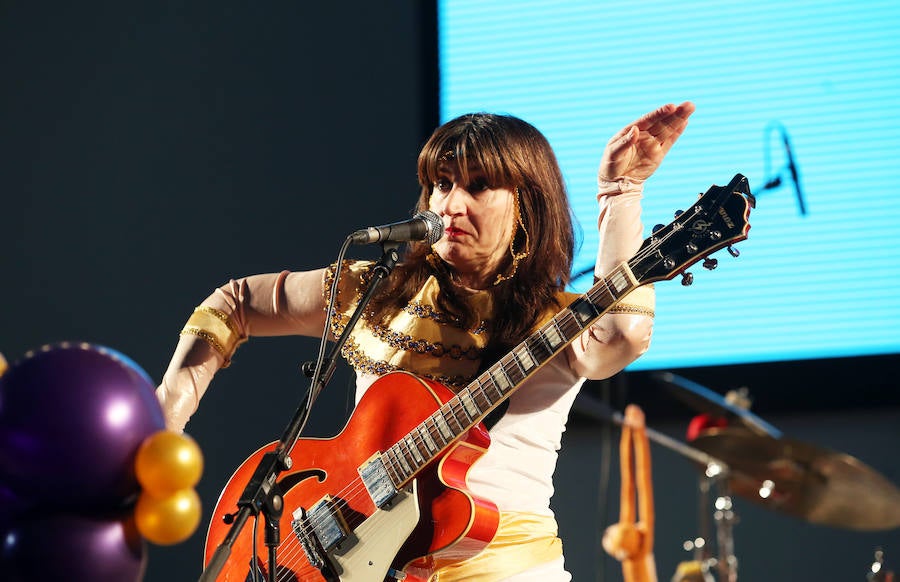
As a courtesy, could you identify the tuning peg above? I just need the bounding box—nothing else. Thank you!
[727,245,740,258]
[652,223,665,234]
[681,271,694,286]
[703,257,718,270]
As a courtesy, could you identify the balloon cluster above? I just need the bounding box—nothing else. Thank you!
[0,343,204,581]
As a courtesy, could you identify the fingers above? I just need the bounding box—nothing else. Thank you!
[636,102,694,138]
[635,101,694,127]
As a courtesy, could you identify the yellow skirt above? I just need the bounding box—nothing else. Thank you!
[430,511,564,581]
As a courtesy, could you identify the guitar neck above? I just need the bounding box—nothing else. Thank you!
[379,172,754,487]
[383,261,640,486]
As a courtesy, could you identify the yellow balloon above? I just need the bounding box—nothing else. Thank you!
[135,488,202,545]
[135,430,204,496]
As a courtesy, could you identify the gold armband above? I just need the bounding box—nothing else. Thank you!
[179,306,246,367]
[609,285,655,318]
[609,304,655,318]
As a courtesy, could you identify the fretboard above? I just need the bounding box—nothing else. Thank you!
[381,260,640,486]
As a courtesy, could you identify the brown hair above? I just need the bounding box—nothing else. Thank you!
[367,113,576,354]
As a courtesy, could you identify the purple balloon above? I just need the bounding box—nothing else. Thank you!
[0,343,165,510]
[0,511,146,582]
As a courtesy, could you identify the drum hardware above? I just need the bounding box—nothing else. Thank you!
[652,372,782,439]
[691,428,900,532]
[868,547,895,582]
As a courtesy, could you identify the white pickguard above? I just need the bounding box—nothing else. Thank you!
[326,480,420,581]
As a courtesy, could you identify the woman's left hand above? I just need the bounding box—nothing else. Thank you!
[599,101,695,183]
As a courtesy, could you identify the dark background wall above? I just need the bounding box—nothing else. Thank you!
[1,3,897,581]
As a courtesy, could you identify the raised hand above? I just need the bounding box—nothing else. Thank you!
[599,101,695,183]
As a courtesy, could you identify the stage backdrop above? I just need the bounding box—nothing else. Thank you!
[438,0,900,370]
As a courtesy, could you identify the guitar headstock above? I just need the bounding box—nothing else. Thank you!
[630,173,754,286]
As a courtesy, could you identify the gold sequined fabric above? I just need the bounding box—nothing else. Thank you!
[325,261,494,390]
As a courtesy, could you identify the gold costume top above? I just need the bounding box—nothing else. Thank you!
[328,260,486,389]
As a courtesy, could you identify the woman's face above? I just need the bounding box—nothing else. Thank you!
[428,162,516,289]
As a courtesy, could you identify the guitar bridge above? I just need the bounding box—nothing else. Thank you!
[291,504,341,581]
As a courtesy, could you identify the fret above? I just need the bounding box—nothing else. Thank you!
[433,411,453,441]
[404,434,425,466]
[395,445,413,476]
[558,315,582,339]
[471,379,494,409]
[459,390,480,420]
[425,415,449,449]
[543,319,565,350]
[608,265,633,296]
[418,424,439,454]
[383,451,402,485]
[479,374,504,401]
[451,395,473,424]
[490,366,512,392]
[588,278,616,309]
[514,343,536,371]
[526,334,553,363]
[442,403,465,433]
[501,353,526,384]
[569,297,598,327]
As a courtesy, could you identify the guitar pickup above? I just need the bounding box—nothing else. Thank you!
[291,495,350,566]
[359,454,398,508]
[308,495,350,552]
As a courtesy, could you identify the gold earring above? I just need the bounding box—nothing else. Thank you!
[494,187,530,285]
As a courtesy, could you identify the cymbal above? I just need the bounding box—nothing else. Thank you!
[692,428,900,531]
[653,372,782,438]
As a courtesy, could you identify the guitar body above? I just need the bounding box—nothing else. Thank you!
[204,371,500,582]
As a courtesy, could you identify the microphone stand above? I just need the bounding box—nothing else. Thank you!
[199,241,403,582]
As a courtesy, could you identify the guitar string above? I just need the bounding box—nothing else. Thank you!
[258,209,707,578]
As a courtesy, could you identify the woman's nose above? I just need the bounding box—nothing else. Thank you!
[438,186,467,215]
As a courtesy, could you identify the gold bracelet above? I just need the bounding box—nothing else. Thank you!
[179,306,246,367]
[608,285,655,318]
[608,304,656,318]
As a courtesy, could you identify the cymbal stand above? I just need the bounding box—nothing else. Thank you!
[708,465,738,582]
[680,462,737,582]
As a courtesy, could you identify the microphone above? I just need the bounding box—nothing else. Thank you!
[781,129,807,215]
[349,210,444,245]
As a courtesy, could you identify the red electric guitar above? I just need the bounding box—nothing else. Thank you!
[205,174,754,581]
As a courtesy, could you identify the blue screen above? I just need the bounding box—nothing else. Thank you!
[438,0,900,370]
